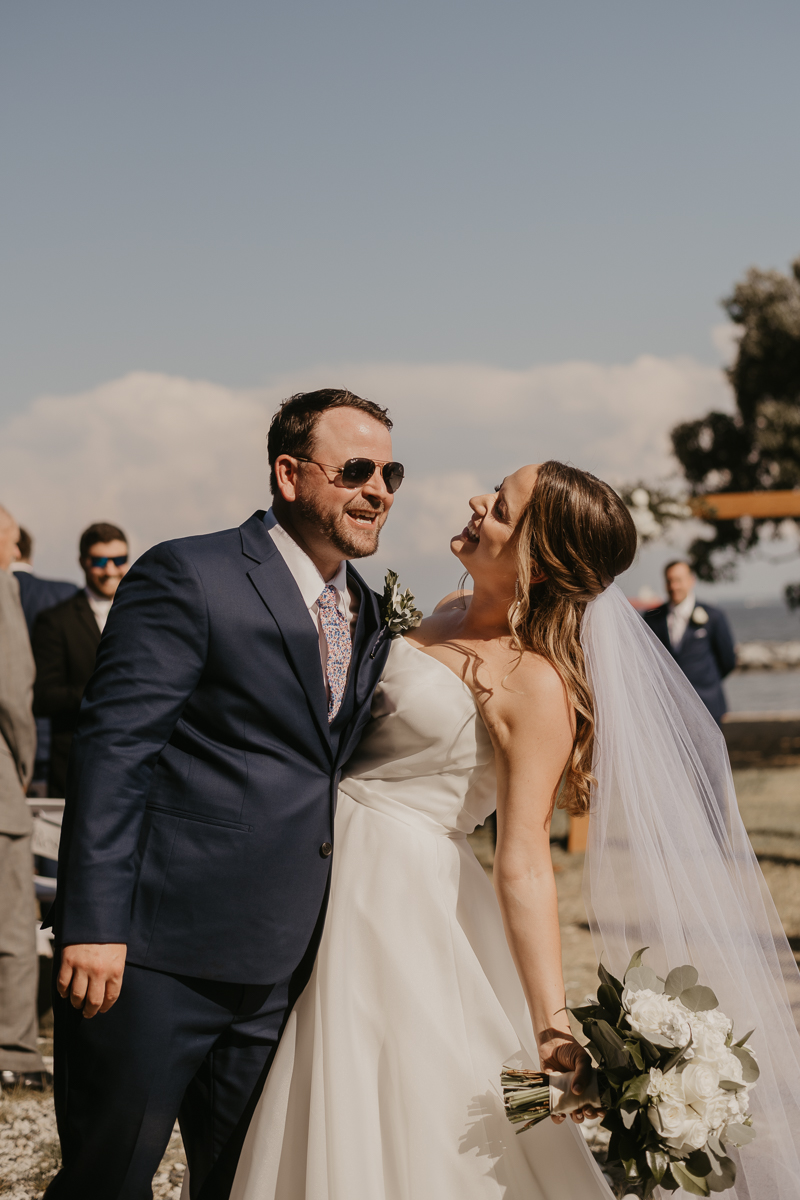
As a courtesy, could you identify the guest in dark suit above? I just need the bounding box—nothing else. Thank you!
[12,528,78,635]
[43,390,403,1200]
[643,559,737,725]
[31,523,129,797]
[11,528,78,787]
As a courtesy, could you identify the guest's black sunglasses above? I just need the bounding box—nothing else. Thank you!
[88,555,128,568]
[295,456,405,494]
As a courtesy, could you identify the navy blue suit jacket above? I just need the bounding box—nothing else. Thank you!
[642,601,736,725]
[50,512,391,984]
[13,570,78,635]
[13,570,78,767]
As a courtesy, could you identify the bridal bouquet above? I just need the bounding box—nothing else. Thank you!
[502,950,758,1196]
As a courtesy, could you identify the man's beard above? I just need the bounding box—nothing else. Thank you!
[294,492,385,560]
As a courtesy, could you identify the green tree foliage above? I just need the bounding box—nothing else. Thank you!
[671,257,800,592]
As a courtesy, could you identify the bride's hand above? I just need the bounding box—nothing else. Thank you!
[537,1031,602,1124]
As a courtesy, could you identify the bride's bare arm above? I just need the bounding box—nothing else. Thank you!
[481,653,596,1121]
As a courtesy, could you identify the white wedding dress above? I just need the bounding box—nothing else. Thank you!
[230,636,612,1200]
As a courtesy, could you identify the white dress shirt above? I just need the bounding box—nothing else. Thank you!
[263,509,356,701]
[667,591,696,650]
[85,587,114,634]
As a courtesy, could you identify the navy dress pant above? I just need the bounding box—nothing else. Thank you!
[45,959,298,1200]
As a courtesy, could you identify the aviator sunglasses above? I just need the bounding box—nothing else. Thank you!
[295,456,405,494]
[88,554,129,568]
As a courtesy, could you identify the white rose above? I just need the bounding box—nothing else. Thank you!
[692,606,709,625]
[625,990,681,1044]
[649,1099,692,1141]
[682,1062,720,1106]
[671,1117,712,1152]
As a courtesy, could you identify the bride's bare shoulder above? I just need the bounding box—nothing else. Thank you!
[405,603,467,648]
[432,589,473,614]
[484,645,568,717]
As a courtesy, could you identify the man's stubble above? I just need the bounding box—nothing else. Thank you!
[293,491,387,561]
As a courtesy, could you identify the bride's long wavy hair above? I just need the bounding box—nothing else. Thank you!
[510,461,637,816]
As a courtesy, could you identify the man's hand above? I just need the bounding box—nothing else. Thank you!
[57,943,127,1018]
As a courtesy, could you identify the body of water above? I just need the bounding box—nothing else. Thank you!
[725,671,800,713]
[717,601,800,643]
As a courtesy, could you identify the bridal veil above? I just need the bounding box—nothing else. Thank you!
[581,583,800,1198]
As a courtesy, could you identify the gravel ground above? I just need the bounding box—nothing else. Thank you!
[3,766,798,1198]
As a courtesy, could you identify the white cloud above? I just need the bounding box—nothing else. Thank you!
[0,356,733,608]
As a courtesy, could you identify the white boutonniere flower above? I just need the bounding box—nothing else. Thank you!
[379,570,422,635]
[371,571,422,658]
[692,606,709,626]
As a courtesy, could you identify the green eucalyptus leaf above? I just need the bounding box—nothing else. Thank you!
[679,985,719,1012]
[725,1122,757,1148]
[671,1161,711,1196]
[706,1134,726,1159]
[664,964,699,998]
[625,965,664,994]
[719,1079,745,1092]
[706,1157,737,1192]
[731,1045,760,1082]
[624,946,650,978]
[733,1029,755,1048]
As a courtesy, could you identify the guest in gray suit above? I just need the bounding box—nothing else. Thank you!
[0,505,50,1090]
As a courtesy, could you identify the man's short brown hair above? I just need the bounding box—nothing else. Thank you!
[664,559,694,575]
[79,522,128,559]
[267,389,392,495]
[17,527,33,561]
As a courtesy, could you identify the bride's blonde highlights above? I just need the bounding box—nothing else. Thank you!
[509,461,637,817]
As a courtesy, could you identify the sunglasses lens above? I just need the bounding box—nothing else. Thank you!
[383,463,404,493]
[91,557,108,568]
[113,556,129,566]
[341,459,376,487]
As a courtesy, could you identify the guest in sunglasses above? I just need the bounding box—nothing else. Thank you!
[32,522,129,797]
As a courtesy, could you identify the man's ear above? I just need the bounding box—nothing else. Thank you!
[274,455,300,503]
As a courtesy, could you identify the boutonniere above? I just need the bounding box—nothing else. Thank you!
[692,606,709,626]
[370,570,422,658]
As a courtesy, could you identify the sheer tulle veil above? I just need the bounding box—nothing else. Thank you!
[580,583,800,1198]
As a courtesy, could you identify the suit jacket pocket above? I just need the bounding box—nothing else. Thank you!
[145,804,252,832]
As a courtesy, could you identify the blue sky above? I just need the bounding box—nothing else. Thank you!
[2,1,799,605]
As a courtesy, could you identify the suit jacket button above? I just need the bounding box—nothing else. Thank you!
[320,842,333,858]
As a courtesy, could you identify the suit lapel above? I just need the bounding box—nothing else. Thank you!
[74,592,102,651]
[240,513,331,753]
[335,567,385,767]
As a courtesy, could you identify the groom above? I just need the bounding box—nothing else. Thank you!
[45,389,401,1199]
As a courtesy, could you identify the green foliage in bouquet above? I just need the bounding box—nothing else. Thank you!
[570,949,758,1197]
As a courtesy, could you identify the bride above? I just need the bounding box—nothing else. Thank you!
[230,460,800,1200]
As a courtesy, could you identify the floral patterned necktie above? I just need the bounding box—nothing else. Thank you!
[317,584,351,723]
